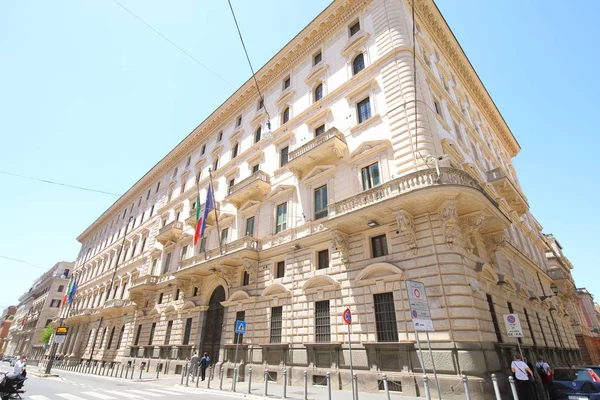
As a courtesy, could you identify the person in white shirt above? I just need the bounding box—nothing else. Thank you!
[13,356,26,375]
[511,353,534,399]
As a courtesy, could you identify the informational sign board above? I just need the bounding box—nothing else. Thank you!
[405,280,434,332]
[53,326,68,344]
[503,314,523,338]
[342,308,352,325]
[234,320,247,335]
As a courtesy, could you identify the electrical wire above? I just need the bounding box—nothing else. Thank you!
[111,0,235,88]
[0,255,46,270]
[0,170,121,196]
[226,0,272,123]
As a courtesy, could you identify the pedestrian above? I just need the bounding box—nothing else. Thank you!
[511,353,534,399]
[200,352,211,381]
[13,355,26,376]
[189,352,199,382]
[535,356,553,400]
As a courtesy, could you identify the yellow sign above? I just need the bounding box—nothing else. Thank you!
[56,327,68,335]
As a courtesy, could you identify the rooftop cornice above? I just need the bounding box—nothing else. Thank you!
[77,0,369,243]
[413,0,521,158]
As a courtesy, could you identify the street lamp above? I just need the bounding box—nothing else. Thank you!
[540,283,559,302]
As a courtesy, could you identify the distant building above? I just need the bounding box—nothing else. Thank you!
[0,306,17,357]
[5,262,72,361]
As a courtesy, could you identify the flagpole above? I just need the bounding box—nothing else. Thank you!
[208,168,223,255]
[87,215,134,366]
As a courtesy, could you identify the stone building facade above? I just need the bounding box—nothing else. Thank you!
[58,0,581,398]
[0,306,17,358]
[5,262,71,362]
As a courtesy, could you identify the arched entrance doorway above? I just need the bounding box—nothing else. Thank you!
[200,285,225,363]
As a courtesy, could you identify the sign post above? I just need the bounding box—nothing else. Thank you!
[232,320,247,392]
[343,308,356,400]
[503,314,524,357]
[405,280,441,400]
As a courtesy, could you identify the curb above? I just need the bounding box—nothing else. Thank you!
[30,373,60,378]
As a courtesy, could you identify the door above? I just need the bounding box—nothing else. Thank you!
[200,286,225,363]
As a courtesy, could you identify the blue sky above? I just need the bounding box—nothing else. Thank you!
[0,0,598,309]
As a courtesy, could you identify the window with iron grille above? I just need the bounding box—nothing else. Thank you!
[242,271,250,286]
[134,324,142,346]
[107,326,115,349]
[371,234,388,258]
[276,261,285,279]
[314,185,328,219]
[182,318,192,345]
[164,320,173,345]
[234,311,245,344]
[116,325,124,350]
[374,292,399,342]
[315,300,331,343]
[100,327,107,349]
[317,249,329,270]
[149,322,156,345]
[524,309,536,346]
[536,312,548,347]
[486,294,502,343]
[270,306,283,343]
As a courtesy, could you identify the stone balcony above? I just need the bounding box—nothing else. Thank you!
[129,275,158,293]
[486,167,528,214]
[155,221,184,245]
[64,307,95,324]
[286,127,347,179]
[226,171,271,208]
[185,202,221,228]
[102,299,134,316]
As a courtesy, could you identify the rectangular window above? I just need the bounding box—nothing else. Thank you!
[524,309,536,346]
[134,324,142,346]
[314,185,328,219]
[453,121,463,142]
[234,311,245,344]
[315,300,331,343]
[236,116,242,127]
[193,287,199,297]
[217,131,223,142]
[183,318,192,345]
[148,322,156,345]
[199,237,207,253]
[270,306,283,344]
[156,181,160,193]
[280,146,289,167]
[164,321,173,345]
[536,312,548,347]
[374,292,399,342]
[276,202,287,233]
[349,20,360,36]
[147,189,151,200]
[220,228,229,245]
[176,288,181,300]
[201,144,206,155]
[283,77,291,90]
[242,271,250,286]
[371,234,388,258]
[181,245,188,260]
[313,51,322,66]
[276,261,285,279]
[357,97,372,123]
[245,217,255,237]
[317,249,329,270]
[186,156,191,168]
[162,252,172,274]
[252,164,259,174]
[315,124,325,137]
[258,98,264,110]
[232,143,239,158]
[228,178,235,194]
[434,98,442,115]
[158,293,163,304]
[361,163,381,190]
[486,294,502,343]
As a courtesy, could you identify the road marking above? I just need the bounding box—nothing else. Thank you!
[125,390,163,397]
[103,391,141,398]
[82,392,117,400]
[56,394,88,400]
[145,389,185,396]
[30,396,52,400]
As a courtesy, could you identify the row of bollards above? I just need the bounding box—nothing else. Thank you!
[39,359,160,381]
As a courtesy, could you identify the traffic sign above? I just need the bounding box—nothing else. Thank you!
[503,314,523,338]
[234,320,247,334]
[342,308,352,325]
[405,280,434,332]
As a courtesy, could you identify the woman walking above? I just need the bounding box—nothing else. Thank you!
[511,353,535,399]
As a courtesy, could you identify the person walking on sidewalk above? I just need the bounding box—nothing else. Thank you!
[536,356,553,399]
[189,352,199,382]
[511,353,535,399]
[200,352,211,381]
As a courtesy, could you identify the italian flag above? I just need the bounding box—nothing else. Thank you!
[193,193,202,245]
[62,279,73,306]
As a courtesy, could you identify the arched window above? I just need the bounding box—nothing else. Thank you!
[107,326,115,349]
[282,107,290,124]
[116,325,125,350]
[314,83,323,102]
[352,53,365,75]
[254,127,262,143]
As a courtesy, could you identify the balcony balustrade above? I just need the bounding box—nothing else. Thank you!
[486,167,528,214]
[179,236,258,271]
[286,127,347,178]
[226,171,271,208]
[129,275,158,292]
[155,221,184,245]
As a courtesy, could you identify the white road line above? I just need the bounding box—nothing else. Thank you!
[56,394,88,400]
[144,389,185,396]
[82,392,117,400]
[29,396,52,400]
[125,390,163,397]
[103,391,141,398]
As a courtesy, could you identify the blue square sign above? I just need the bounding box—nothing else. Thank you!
[235,320,247,334]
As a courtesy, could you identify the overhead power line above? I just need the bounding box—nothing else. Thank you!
[0,255,46,270]
[0,170,121,196]
[111,0,235,88]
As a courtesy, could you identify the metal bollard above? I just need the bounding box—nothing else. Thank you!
[219,366,224,390]
[232,364,238,392]
[196,365,200,388]
[130,365,135,380]
[207,366,213,389]
[462,375,472,400]
[326,372,332,400]
[508,376,519,400]
[303,370,308,400]
[282,369,287,399]
[264,368,269,398]
[186,363,191,386]
[423,375,432,400]
[353,373,359,400]
[139,365,143,380]
[123,364,128,379]
[491,374,502,400]
[157,366,160,380]
[382,374,391,400]
[181,364,186,385]
[247,366,252,394]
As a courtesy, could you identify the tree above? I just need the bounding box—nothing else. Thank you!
[41,325,54,344]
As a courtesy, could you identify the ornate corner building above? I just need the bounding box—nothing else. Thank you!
[56,0,583,398]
